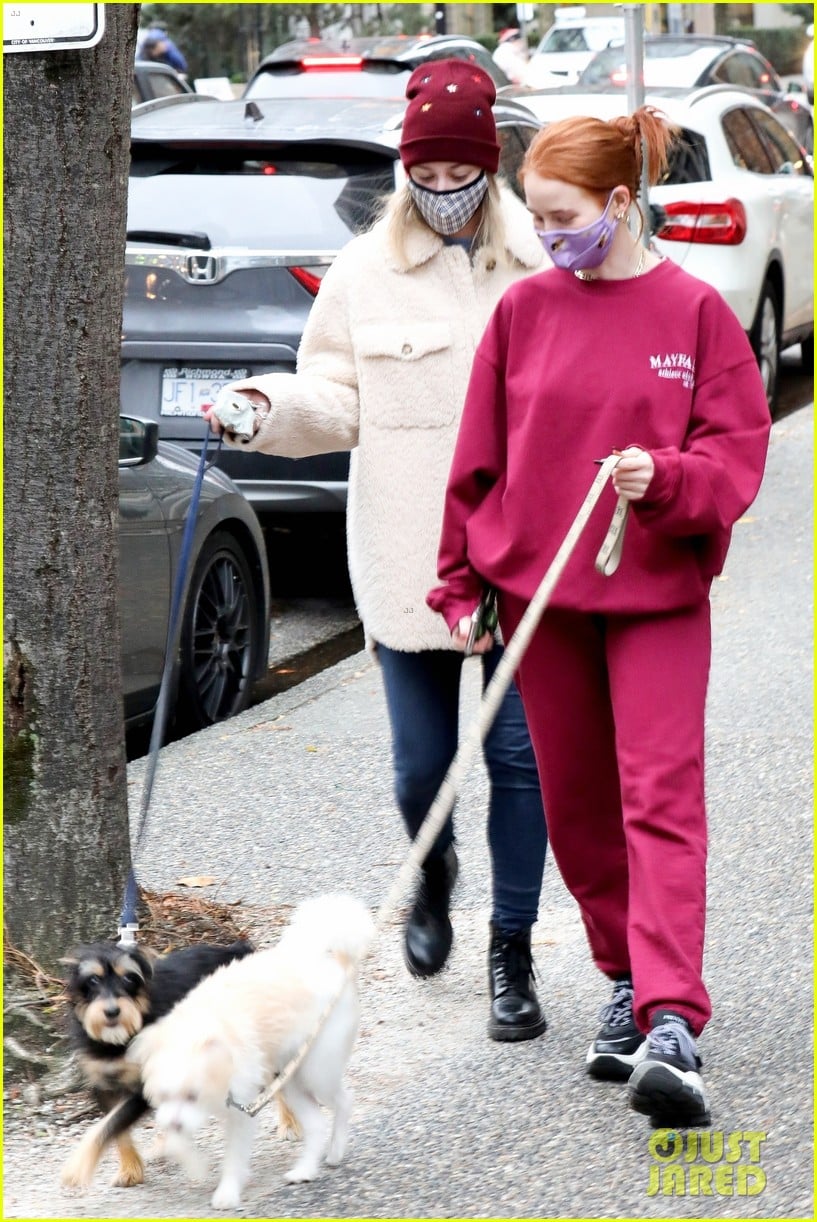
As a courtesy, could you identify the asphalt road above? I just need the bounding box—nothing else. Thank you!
[3,402,812,1219]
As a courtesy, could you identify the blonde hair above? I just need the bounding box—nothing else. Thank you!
[521,106,680,233]
[378,174,512,271]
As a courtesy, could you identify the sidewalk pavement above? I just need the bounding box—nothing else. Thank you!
[3,408,813,1219]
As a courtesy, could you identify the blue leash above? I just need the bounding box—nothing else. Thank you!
[118,422,222,947]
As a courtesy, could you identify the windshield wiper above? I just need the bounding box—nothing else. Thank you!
[126,230,211,250]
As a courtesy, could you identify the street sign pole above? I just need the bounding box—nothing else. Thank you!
[622,3,651,244]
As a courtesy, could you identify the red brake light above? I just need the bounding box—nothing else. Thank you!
[656,199,747,245]
[610,68,628,85]
[288,266,328,296]
[301,56,363,70]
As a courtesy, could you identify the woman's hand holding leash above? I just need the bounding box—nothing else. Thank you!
[204,388,271,440]
[612,447,654,500]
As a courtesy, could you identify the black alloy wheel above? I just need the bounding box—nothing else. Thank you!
[176,530,260,730]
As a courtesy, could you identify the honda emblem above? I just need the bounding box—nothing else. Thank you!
[185,254,219,284]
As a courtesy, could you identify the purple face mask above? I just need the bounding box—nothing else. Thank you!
[536,191,618,272]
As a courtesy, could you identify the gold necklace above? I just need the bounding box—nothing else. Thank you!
[574,246,646,283]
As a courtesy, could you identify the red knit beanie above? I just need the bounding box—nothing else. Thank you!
[399,59,500,174]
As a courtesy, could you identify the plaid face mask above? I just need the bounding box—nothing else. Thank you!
[407,172,488,236]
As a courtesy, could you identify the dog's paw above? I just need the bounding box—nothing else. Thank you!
[211,1180,244,1210]
[111,1165,145,1188]
[276,1098,301,1142]
[60,1152,94,1190]
[284,1162,319,1184]
[60,1165,90,1190]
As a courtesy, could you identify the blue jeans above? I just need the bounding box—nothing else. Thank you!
[378,644,547,934]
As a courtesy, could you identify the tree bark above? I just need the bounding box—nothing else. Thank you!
[4,4,140,970]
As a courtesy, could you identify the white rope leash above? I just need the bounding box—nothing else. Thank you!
[229,455,628,1118]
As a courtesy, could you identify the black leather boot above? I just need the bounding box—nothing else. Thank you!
[404,845,458,978]
[487,923,548,1042]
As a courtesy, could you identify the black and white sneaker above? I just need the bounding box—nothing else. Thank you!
[628,1010,711,1126]
[586,977,647,1080]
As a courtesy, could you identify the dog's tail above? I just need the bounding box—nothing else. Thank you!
[279,893,375,966]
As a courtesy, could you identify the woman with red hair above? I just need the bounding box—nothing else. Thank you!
[429,108,771,1126]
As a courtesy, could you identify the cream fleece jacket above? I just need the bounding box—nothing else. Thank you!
[225,189,545,651]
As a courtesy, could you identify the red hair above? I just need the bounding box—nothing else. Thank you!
[521,106,679,200]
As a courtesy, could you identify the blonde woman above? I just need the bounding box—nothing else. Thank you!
[206,61,551,1043]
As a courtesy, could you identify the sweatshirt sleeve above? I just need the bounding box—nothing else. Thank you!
[426,308,509,629]
[634,291,771,536]
[222,246,360,458]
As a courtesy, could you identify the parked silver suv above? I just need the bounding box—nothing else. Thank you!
[123,93,540,513]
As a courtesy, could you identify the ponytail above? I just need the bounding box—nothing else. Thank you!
[522,105,680,198]
[608,106,679,187]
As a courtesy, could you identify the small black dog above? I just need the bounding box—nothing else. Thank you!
[60,937,253,1188]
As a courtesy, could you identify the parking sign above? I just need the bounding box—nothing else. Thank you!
[3,4,104,52]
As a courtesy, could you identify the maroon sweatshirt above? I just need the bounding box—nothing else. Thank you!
[427,260,771,627]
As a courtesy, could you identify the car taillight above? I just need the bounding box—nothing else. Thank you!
[288,266,329,296]
[655,198,747,245]
[301,56,363,70]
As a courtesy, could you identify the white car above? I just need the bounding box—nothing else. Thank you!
[506,86,813,410]
[524,10,625,88]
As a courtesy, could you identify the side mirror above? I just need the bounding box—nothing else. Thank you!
[119,416,159,466]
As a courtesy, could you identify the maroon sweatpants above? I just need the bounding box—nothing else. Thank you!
[502,597,712,1036]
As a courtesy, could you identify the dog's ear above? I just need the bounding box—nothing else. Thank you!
[127,946,156,980]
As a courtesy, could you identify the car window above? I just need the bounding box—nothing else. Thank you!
[421,43,509,86]
[713,51,764,89]
[129,144,396,248]
[539,27,590,53]
[245,65,408,100]
[662,128,711,185]
[137,68,188,101]
[748,107,811,175]
[721,108,774,174]
[496,125,536,196]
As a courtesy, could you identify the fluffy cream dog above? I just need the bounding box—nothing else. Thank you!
[127,893,374,1210]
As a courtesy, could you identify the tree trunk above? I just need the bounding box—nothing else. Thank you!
[3,4,139,971]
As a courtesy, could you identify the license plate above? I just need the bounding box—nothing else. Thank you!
[160,366,251,417]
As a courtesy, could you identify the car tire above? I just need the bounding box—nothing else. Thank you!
[801,334,813,374]
[175,530,262,731]
[749,279,780,415]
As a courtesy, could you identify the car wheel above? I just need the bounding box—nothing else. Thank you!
[801,334,814,374]
[176,530,261,730]
[749,280,780,414]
